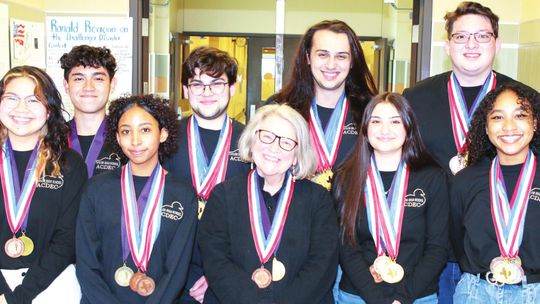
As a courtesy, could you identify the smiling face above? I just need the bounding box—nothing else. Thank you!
[0,77,48,149]
[367,102,407,160]
[307,29,352,95]
[116,105,168,176]
[64,65,116,116]
[486,90,535,165]
[445,14,500,84]
[251,114,298,182]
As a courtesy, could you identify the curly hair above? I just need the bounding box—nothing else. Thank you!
[466,82,540,166]
[106,95,179,164]
[181,46,238,86]
[0,66,69,176]
[60,45,117,80]
[274,20,378,126]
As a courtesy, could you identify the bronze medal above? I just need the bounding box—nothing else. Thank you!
[312,169,333,191]
[197,197,206,220]
[136,274,155,296]
[129,271,146,292]
[19,234,34,257]
[114,264,134,287]
[4,236,24,258]
[251,266,272,288]
[271,257,286,281]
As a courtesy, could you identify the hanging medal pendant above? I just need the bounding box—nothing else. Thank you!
[129,271,146,292]
[272,257,286,281]
[197,197,206,220]
[380,259,404,284]
[312,169,333,191]
[252,266,272,288]
[5,235,24,258]
[136,273,155,296]
[19,231,34,256]
[114,263,134,287]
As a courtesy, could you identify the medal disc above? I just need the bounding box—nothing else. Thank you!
[4,237,24,258]
[114,265,134,287]
[491,258,524,284]
[312,169,333,191]
[272,257,286,281]
[373,255,391,275]
[197,197,206,220]
[19,235,34,257]
[251,267,272,288]
[136,274,155,296]
[380,260,404,284]
[129,271,146,292]
[449,155,466,175]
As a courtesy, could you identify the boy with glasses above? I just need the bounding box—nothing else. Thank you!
[403,2,529,303]
[164,46,249,303]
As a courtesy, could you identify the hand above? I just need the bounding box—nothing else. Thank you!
[189,275,208,303]
[369,264,383,283]
[392,301,401,304]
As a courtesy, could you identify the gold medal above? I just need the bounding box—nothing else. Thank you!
[114,264,134,287]
[251,266,272,288]
[488,257,524,285]
[197,197,206,220]
[271,257,286,281]
[312,169,333,191]
[380,260,404,284]
[373,255,391,275]
[449,154,467,175]
[19,233,34,257]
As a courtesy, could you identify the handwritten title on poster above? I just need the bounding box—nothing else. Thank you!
[46,17,133,117]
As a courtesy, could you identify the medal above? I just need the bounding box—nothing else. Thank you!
[251,266,272,288]
[449,154,466,175]
[309,94,348,189]
[272,257,286,281]
[188,116,232,219]
[364,158,409,284]
[136,274,155,296]
[69,119,107,177]
[487,151,535,285]
[19,233,33,256]
[447,72,496,174]
[0,140,43,259]
[129,271,146,292]
[114,264,134,287]
[311,169,333,191]
[4,236,24,258]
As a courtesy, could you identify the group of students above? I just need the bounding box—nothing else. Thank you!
[0,1,539,304]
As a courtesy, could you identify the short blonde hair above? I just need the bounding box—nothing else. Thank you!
[238,104,317,179]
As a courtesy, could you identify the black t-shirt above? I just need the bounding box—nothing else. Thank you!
[462,85,482,110]
[78,135,94,160]
[316,104,334,131]
[13,150,32,188]
[198,126,220,162]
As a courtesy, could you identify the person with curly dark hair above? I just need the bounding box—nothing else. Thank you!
[272,19,378,191]
[76,95,198,303]
[450,83,540,303]
[0,66,87,303]
[60,45,120,177]
[333,93,448,304]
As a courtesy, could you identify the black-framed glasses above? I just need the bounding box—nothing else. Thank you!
[187,82,229,96]
[450,31,495,44]
[256,129,298,151]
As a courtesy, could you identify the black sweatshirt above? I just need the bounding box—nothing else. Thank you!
[198,173,338,304]
[0,149,87,304]
[339,166,449,304]
[450,157,540,277]
[76,168,198,304]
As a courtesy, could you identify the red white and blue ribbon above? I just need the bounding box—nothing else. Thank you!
[364,158,409,258]
[489,151,536,258]
[187,116,232,199]
[309,94,348,172]
[69,118,107,177]
[0,139,42,235]
[448,71,496,153]
[248,169,294,264]
[120,162,165,272]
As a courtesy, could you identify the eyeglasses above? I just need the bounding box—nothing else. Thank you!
[256,129,298,151]
[187,82,229,96]
[450,31,495,44]
[0,94,42,108]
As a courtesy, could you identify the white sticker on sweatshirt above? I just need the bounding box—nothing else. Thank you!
[37,174,64,190]
[405,189,426,208]
[161,201,184,221]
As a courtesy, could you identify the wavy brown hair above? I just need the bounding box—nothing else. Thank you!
[444,2,499,39]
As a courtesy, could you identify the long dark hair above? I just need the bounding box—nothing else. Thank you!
[466,82,540,166]
[274,20,378,126]
[0,66,69,176]
[334,92,436,246]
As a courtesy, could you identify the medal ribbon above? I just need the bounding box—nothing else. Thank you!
[364,158,409,258]
[69,119,107,177]
[120,163,165,272]
[489,151,536,258]
[309,94,348,172]
[248,169,294,264]
[448,72,496,153]
[0,139,42,234]
[187,116,232,199]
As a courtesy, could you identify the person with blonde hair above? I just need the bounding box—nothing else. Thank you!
[199,104,338,303]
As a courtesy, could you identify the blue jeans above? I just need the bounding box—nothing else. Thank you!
[438,262,462,304]
[337,289,437,304]
[454,273,540,304]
